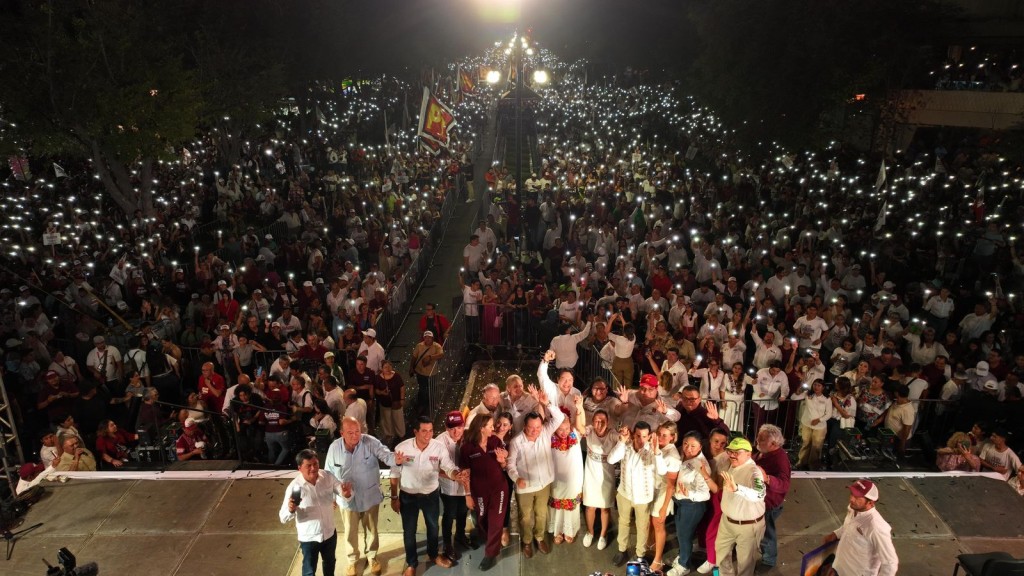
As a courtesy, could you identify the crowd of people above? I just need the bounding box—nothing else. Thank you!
[279,349,901,576]
[5,74,486,480]
[454,65,1023,472]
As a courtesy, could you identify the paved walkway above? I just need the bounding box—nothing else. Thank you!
[387,106,496,380]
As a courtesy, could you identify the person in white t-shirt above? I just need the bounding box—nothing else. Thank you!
[978,428,1021,481]
[793,304,829,350]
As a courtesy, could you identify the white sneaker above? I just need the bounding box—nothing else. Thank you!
[696,561,715,574]
[597,536,608,550]
[583,533,594,548]
[667,566,690,576]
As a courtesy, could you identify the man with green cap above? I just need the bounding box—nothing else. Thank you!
[715,436,766,576]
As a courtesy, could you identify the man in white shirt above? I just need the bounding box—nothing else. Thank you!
[793,304,829,351]
[716,437,767,576]
[822,479,898,576]
[500,374,539,434]
[356,328,385,373]
[609,421,667,566]
[752,361,789,434]
[390,417,465,575]
[465,383,501,428]
[462,235,488,273]
[750,326,782,370]
[548,321,592,370]
[507,383,564,558]
[85,335,123,392]
[538,350,584,421]
[280,449,343,576]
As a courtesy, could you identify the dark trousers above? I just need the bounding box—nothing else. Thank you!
[760,505,784,566]
[299,530,337,576]
[474,488,507,559]
[441,493,469,549]
[416,373,432,419]
[400,489,441,567]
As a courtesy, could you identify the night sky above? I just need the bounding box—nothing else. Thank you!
[331,0,694,74]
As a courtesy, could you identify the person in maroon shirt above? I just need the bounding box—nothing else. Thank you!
[752,424,792,570]
[921,355,951,398]
[459,412,509,572]
[292,333,329,364]
[95,419,137,468]
[198,362,227,413]
[675,384,728,445]
[37,370,79,423]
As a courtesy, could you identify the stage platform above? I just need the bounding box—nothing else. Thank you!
[4,471,1023,576]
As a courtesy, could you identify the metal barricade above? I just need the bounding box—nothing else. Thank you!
[426,305,469,420]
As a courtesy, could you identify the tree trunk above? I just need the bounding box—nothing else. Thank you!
[88,137,155,217]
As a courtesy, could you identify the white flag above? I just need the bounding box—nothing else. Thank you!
[874,161,886,191]
[874,200,888,232]
[53,163,67,178]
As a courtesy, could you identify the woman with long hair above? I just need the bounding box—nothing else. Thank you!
[672,431,717,575]
[459,409,510,571]
[648,422,681,573]
[95,419,138,469]
[581,407,617,550]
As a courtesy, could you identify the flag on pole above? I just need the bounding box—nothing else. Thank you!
[874,161,886,192]
[417,87,457,149]
[53,163,67,178]
[315,105,327,126]
[874,200,888,232]
[384,109,391,156]
[8,155,30,181]
[459,67,475,93]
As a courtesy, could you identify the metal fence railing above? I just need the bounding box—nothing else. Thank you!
[425,305,470,420]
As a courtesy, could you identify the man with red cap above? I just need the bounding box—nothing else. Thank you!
[822,479,898,576]
[613,373,680,430]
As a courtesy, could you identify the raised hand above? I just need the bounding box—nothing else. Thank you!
[704,400,720,420]
[616,384,630,404]
[395,451,408,465]
[618,425,631,442]
[543,350,556,363]
[655,398,667,414]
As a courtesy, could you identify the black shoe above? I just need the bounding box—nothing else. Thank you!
[455,534,478,549]
[479,556,497,571]
[612,552,627,567]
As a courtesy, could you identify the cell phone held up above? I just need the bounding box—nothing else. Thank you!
[291,489,302,506]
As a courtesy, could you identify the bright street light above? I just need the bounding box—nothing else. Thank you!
[486,70,502,84]
[532,69,549,84]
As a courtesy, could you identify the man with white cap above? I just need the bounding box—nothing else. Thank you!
[410,331,444,418]
[967,360,1000,397]
[822,478,898,576]
[86,335,123,393]
[357,328,385,373]
[715,436,766,576]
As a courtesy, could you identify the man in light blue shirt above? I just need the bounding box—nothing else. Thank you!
[325,417,401,576]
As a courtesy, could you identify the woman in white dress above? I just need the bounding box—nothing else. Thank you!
[721,362,752,433]
[547,395,586,543]
[649,421,681,573]
[582,408,617,550]
[689,356,727,400]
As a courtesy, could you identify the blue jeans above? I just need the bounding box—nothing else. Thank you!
[673,498,707,567]
[299,530,337,576]
[400,489,441,567]
[761,505,784,566]
[266,431,290,466]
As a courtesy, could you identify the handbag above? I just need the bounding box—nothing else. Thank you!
[493,313,503,328]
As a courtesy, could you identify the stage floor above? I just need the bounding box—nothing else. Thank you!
[5,472,1024,576]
